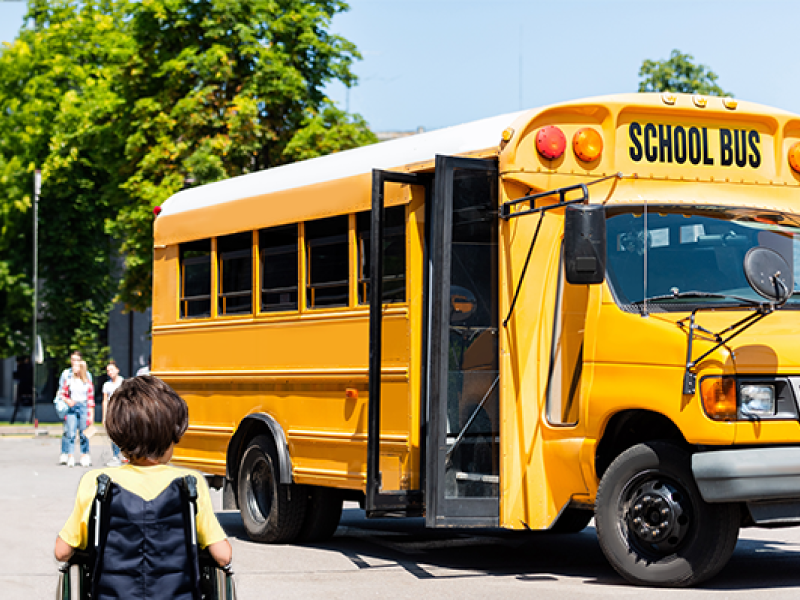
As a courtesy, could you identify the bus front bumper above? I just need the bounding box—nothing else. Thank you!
[693,447,800,525]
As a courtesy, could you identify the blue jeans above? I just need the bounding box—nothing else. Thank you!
[61,403,89,455]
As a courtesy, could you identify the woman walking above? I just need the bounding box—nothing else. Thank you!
[58,360,94,467]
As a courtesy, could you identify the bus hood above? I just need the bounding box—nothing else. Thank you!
[595,304,800,374]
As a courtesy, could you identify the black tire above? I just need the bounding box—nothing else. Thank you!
[551,507,593,533]
[238,435,307,543]
[595,441,739,587]
[297,486,343,542]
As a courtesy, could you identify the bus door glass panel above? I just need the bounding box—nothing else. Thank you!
[218,232,253,315]
[446,166,499,500]
[428,155,499,525]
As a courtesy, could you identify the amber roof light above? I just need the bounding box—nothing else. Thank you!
[789,142,800,173]
[573,128,603,162]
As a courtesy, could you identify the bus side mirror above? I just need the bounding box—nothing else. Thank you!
[564,204,606,285]
[743,246,794,304]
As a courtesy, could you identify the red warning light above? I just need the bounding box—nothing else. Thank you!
[536,126,567,160]
[153,206,162,216]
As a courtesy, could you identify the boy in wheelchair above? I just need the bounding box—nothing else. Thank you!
[55,376,232,599]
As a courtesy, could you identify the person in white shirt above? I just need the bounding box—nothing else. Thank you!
[59,351,93,388]
[59,360,94,468]
[58,351,95,448]
[102,360,125,466]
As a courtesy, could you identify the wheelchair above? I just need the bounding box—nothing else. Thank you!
[57,474,235,600]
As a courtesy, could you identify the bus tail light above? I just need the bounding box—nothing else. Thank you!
[789,142,800,173]
[700,376,737,421]
[573,128,603,162]
[536,126,566,160]
[153,206,162,216]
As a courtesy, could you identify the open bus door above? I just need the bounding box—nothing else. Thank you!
[426,156,500,527]
[366,170,427,517]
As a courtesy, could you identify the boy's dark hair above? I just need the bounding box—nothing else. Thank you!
[105,376,189,461]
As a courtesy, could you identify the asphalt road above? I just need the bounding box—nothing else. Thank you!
[3,435,800,599]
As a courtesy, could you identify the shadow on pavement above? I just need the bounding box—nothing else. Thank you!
[216,508,800,590]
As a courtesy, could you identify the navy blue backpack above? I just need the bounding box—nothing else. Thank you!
[57,474,235,600]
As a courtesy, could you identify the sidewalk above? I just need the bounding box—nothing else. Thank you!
[0,402,107,437]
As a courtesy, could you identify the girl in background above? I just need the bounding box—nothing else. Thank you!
[59,360,94,468]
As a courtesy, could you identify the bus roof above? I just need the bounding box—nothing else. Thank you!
[158,92,798,220]
[159,110,526,217]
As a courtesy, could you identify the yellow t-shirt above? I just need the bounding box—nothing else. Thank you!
[59,464,227,550]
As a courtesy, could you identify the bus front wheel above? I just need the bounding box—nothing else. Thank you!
[238,435,307,543]
[595,441,739,587]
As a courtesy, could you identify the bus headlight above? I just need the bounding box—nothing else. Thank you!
[739,384,775,417]
[700,376,737,421]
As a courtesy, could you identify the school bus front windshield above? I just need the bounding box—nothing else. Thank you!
[605,206,800,310]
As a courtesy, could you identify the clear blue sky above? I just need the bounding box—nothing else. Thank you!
[1,0,798,133]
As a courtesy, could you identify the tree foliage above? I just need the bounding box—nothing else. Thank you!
[638,49,732,97]
[0,0,376,370]
[0,0,134,372]
[111,0,377,312]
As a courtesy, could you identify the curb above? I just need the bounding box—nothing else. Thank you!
[0,425,109,437]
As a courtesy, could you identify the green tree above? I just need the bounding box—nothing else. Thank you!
[638,49,732,97]
[0,0,135,372]
[0,0,376,370]
[109,0,378,312]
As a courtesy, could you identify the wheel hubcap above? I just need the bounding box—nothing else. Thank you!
[624,477,690,553]
[247,455,273,523]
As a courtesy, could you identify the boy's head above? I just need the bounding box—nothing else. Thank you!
[105,376,189,461]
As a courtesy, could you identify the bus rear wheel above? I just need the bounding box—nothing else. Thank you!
[238,435,307,543]
[595,441,739,587]
[298,486,343,542]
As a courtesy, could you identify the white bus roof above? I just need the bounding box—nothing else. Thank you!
[159,110,526,217]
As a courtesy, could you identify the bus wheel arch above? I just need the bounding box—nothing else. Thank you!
[595,409,687,481]
[228,413,294,486]
[226,413,294,511]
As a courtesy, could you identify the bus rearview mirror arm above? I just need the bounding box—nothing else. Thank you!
[679,247,792,394]
[501,173,622,327]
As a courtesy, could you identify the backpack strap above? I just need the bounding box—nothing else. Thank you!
[182,475,202,600]
[89,473,113,599]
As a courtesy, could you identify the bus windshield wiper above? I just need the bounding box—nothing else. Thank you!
[631,290,762,309]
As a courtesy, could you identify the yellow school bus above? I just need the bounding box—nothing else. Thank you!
[152,93,800,586]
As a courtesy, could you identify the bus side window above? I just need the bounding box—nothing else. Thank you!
[356,205,406,305]
[180,239,212,319]
[260,224,298,312]
[218,232,253,315]
[306,215,349,309]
